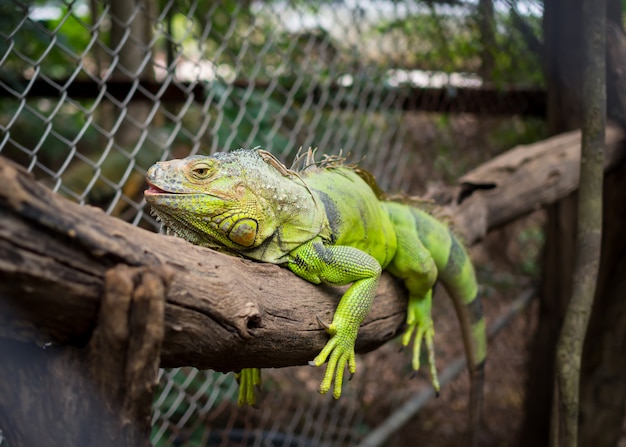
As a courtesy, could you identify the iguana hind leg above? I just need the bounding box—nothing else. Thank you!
[402,287,440,393]
[386,211,441,392]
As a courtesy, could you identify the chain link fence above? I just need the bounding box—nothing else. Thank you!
[1,0,545,445]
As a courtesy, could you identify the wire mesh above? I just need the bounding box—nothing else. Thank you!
[0,0,545,446]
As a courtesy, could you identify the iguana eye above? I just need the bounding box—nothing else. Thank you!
[191,164,211,179]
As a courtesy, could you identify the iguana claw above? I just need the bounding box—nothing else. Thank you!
[310,321,357,399]
[402,291,440,393]
[236,368,262,406]
[315,315,332,331]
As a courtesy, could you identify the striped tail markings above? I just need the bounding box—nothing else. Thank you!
[442,228,486,445]
[410,206,485,444]
[443,232,487,368]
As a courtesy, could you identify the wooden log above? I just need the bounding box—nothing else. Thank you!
[453,124,624,245]
[0,158,406,372]
[0,124,624,373]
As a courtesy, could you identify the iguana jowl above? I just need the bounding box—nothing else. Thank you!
[144,149,486,419]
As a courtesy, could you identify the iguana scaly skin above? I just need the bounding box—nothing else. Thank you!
[144,149,486,420]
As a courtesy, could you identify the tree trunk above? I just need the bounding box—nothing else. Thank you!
[106,0,155,215]
[109,0,154,137]
[552,0,606,443]
[477,0,496,82]
[577,17,626,447]
[520,1,583,443]
[579,162,626,447]
[521,1,626,445]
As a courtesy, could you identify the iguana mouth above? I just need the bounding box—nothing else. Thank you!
[145,181,176,195]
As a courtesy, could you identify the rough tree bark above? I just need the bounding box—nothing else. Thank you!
[522,0,584,442]
[0,127,623,365]
[578,162,626,447]
[522,2,625,445]
[577,22,626,447]
[0,158,407,373]
[551,0,605,444]
[0,127,623,446]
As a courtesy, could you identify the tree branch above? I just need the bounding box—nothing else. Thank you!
[0,125,623,372]
[0,158,406,372]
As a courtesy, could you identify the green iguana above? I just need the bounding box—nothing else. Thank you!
[144,149,486,427]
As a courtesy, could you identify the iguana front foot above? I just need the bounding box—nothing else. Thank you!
[402,292,440,393]
[309,320,357,399]
[236,367,262,406]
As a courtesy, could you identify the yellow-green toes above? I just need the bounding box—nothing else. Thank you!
[402,291,440,393]
[309,321,358,399]
[236,367,262,406]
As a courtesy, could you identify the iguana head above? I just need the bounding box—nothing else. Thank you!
[144,150,325,258]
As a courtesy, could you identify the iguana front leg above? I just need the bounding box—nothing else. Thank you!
[287,238,382,399]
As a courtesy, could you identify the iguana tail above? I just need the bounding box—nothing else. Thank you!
[412,208,486,443]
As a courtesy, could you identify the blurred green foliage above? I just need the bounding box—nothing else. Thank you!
[374,2,543,85]
[0,0,546,212]
[516,223,545,277]
[0,1,95,78]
